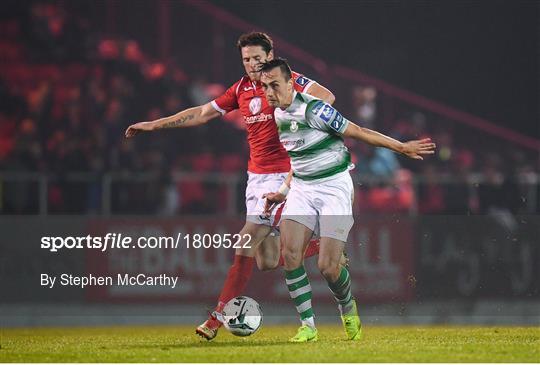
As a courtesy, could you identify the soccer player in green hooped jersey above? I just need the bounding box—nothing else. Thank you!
[126,32,337,341]
[260,58,436,342]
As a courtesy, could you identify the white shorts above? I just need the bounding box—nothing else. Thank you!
[281,170,354,242]
[245,171,288,227]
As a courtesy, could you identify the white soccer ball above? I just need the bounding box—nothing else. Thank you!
[221,296,262,336]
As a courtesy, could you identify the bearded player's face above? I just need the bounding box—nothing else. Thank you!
[261,68,293,109]
[241,45,273,81]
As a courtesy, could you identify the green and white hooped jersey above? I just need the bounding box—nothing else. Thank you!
[274,92,353,181]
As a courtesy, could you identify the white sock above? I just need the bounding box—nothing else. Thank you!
[301,316,316,329]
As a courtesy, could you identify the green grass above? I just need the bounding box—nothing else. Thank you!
[1,325,538,362]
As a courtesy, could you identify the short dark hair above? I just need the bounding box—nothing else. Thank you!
[237,32,273,54]
[259,58,292,81]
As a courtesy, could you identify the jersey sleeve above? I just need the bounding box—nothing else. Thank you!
[211,81,240,115]
[292,72,316,93]
[305,100,350,135]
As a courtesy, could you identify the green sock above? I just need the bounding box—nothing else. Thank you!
[328,266,354,315]
[285,265,315,327]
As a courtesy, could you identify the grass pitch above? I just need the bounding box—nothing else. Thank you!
[1,325,538,362]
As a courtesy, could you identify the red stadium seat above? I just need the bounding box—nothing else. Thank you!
[191,153,215,172]
[219,154,243,172]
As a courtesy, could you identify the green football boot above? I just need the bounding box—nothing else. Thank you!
[289,325,319,343]
[341,299,362,340]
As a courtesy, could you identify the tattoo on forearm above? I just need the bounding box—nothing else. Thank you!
[157,114,195,129]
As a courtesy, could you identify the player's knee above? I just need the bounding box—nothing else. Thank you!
[256,257,278,271]
[281,245,302,268]
[255,249,279,271]
[318,258,340,282]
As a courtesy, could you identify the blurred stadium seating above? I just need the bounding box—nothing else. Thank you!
[0,1,538,326]
[0,1,538,217]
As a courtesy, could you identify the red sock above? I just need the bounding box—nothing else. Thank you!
[278,239,320,266]
[214,255,255,315]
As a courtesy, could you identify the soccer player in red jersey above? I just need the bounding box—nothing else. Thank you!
[125,32,335,340]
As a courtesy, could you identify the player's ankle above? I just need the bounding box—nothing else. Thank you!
[301,316,316,329]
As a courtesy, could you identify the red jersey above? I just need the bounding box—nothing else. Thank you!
[211,72,315,174]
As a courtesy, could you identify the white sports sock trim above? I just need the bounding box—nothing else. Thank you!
[290,284,312,299]
[301,316,316,329]
[296,299,312,313]
[285,273,307,285]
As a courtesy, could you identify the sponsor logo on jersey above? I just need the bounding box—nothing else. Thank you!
[249,97,262,115]
[319,104,336,122]
[330,112,345,132]
[290,120,299,133]
[243,86,253,91]
[295,76,310,87]
[310,101,324,115]
[244,113,273,124]
[282,139,305,148]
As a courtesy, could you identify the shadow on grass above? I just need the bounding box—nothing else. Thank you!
[121,339,295,350]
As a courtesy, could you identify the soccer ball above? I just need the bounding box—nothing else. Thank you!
[221,296,262,336]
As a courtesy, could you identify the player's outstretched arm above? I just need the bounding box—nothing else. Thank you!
[306,83,335,105]
[343,122,436,160]
[124,102,221,138]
